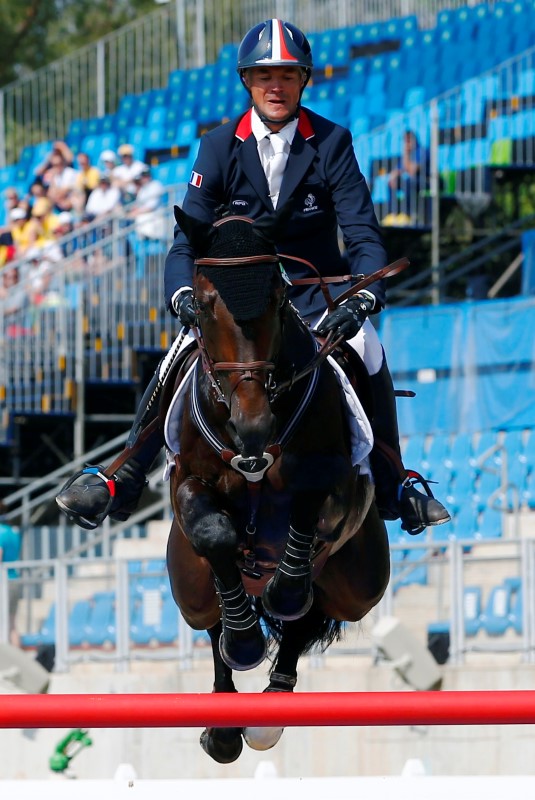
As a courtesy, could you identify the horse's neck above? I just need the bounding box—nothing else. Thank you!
[278,308,317,372]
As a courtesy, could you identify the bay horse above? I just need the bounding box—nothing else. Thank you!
[162,207,390,763]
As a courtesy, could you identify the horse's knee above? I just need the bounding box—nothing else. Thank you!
[186,513,238,559]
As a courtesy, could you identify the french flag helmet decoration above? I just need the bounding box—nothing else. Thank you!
[236,19,313,81]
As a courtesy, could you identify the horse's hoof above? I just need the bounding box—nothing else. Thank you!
[243,726,284,751]
[219,624,267,671]
[262,574,313,621]
[200,727,243,763]
[244,674,295,751]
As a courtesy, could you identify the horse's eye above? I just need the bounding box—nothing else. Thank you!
[196,299,214,318]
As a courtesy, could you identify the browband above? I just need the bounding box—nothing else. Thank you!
[195,254,280,267]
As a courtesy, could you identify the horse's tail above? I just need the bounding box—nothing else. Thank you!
[256,598,344,661]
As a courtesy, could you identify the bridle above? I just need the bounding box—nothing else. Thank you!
[190,217,410,409]
[191,249,285,409]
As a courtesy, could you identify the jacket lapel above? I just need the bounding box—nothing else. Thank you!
[235,111,272,210]
[277,111,317,209]
[234,109,317,211]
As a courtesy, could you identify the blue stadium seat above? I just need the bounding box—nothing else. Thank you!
[21,604,56,647]
[480,582,515,636]
[146,107,168,130]
[392,547,428,590]
[451,503,479,540]
[167,69,187,95]
[347,60,367,94]
[371,173,389,204]
[507,577,523,635]
[401,433,426,467]
[516,68,535,97]
[464,585,482,636]
[85,592,116,646]
[475,506,503,539]
[68,599,92,646]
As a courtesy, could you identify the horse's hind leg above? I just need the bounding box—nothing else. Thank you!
[244,604,329,752]
[199,622,244,764]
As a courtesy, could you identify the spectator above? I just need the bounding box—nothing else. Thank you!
[99,149,118,173]
[0,264,30,338]
[9,206,33,255]
[385,130,430,223]
[26,197,59,250]
[84,172,121,220]
[45,152,79,212]
[0,504,22,648]
[75,152,100,200]
[54,210,84,262]
[34,140,75,185]
[112,144,147,203]
[24,245,63,307]
[24,246,53,305]
[3,187,21,226]
[0,230,16,267]
[127,166,166,239]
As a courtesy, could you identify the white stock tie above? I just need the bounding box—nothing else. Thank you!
[266,133,287,208]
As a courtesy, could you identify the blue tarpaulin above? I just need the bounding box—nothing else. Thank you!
[378,296,535,435]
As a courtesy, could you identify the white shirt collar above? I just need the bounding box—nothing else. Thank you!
[251,108,298,146]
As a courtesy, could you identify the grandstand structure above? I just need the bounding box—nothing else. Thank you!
[0,1,534,696]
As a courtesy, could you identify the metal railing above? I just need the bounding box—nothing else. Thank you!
[0,0,503,166]
[0,185,187,449]
[2,534,534,673]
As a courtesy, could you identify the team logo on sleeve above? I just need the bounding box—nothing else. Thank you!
[190,171,203,188]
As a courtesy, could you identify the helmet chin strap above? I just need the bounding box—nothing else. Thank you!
[252,102,301,127]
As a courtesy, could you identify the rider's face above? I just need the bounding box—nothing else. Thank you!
[244,66,306,130]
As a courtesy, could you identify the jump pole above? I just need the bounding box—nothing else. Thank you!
[2,691,535,729]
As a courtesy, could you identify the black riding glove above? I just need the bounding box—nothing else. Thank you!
[173,289,196,328]
[316,293,375,341]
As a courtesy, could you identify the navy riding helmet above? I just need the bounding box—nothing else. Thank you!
[237,18,313,88]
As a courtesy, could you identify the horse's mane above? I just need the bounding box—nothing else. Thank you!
[197,217,280,322]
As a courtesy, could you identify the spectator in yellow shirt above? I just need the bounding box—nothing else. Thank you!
[75,152,100,200]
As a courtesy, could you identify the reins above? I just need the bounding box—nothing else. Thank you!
[280,253,410,311]
[190,252,411,405]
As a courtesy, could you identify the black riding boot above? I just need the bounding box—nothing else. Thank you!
[56,371,164,530]
[369,356,451,535]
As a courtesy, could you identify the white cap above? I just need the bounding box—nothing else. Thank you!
[10,207,26,221]
[100,149,117,163]
[56,211,73,225]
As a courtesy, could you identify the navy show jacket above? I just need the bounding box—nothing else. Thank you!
[164,107,388,319]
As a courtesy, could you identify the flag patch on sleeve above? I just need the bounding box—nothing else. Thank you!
[190,171,203,188]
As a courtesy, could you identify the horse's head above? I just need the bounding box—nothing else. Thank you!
[175,206,289,457]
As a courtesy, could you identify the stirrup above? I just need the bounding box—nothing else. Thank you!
[57,465,116,529]
[399,469,437,535]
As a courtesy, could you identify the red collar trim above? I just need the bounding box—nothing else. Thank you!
[235,110,253,141]
[297,110,315,140]
[234,109,316,142]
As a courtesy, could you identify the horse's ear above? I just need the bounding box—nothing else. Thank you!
[251,198,295,246]
[173,205,215,253]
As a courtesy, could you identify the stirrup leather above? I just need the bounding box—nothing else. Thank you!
[399,469,437,535]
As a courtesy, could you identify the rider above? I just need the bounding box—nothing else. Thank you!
[57,19,450,536]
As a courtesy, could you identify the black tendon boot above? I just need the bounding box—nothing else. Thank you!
[56,370,163,530]
[216,580,267,671]
[262,526,315,621]
[369,357,451,535]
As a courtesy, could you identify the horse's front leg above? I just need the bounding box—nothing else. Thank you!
[199,622,244,764]
[175,477,266,671]
[262,487,332,621]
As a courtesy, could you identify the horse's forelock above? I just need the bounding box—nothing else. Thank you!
[198,218,280,322]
